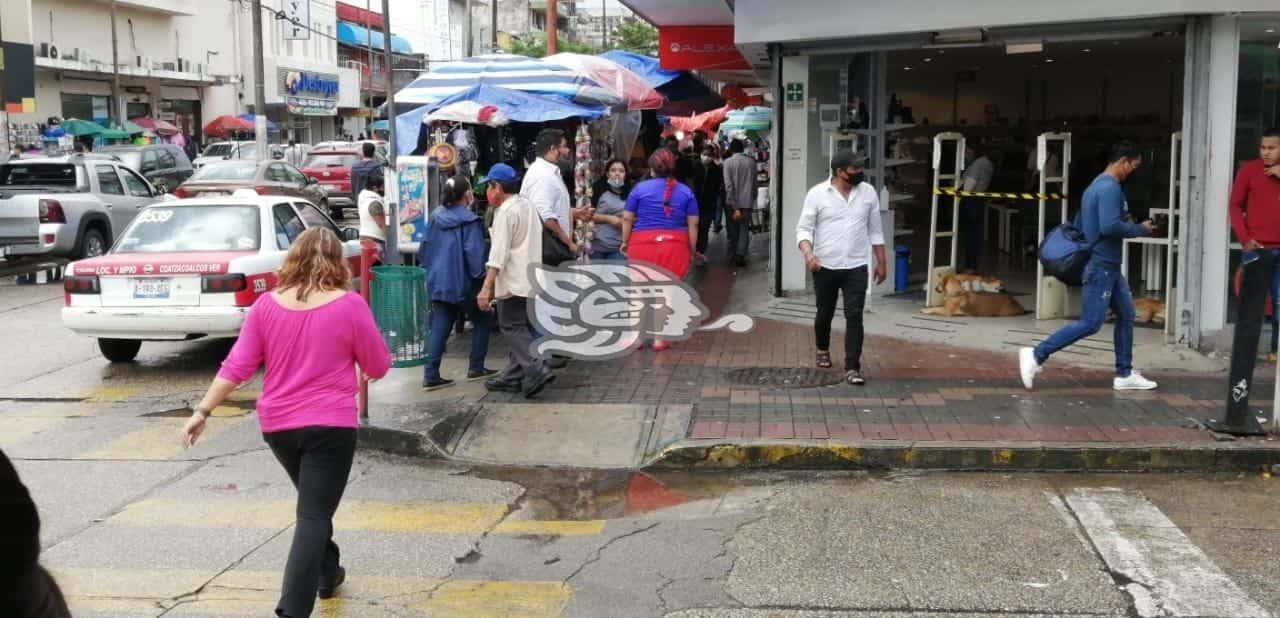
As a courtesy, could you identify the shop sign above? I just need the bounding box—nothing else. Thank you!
[785,83,804,109]
[282,0,311,40]
[281,69,338,116]
[658,26,749,71]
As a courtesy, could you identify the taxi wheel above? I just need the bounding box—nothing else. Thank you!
[98,338,141,363]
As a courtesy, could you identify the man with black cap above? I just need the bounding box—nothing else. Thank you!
[1,448,71,617]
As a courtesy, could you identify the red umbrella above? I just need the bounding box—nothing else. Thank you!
[203,115,254,138]
[131,116,181,135]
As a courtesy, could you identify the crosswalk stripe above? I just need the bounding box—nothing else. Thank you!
[106,497,605,536]
[59,568,571,618]
[80,417,248,460]
[1064,488,1270,618]
[86,386,142,402]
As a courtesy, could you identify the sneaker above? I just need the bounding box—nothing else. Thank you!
[318,566,345,600]
[485,377,522,393]
[1114,372,1158,391]
[523,371,556,398]
[845,370,866,386]
[422,378,455,391]
[467,368,499,381]
[1018,347,1041,390]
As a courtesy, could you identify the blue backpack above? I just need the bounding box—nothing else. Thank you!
[1038,211,1095,287]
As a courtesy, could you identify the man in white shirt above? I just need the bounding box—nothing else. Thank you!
[357,175,387,263]
[795,151,887,385]
[960,144,995,270]
[477,163,555,398]
[521,128,592,256]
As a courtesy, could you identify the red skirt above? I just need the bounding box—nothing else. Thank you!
[628,229,691,279]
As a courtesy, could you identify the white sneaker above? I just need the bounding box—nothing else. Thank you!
[1114,372,1158,391]
[1018,347,1041,390]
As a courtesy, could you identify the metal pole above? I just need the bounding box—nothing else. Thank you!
[546,0,557,55]
[601,0,606,49]
[464,0,474,57]
[366,0,372,134]
[110,0,121,128]
[382,0,401,265]
[251,0,268,161]
[491,0,498,51]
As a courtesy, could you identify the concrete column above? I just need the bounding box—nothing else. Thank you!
[778,54,809,294]
[1181,15,1240,348]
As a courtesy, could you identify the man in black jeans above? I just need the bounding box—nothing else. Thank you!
[795,151,887,385]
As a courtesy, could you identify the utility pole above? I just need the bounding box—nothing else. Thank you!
[110,0,121,128]
[251,0,267,161]
[601,0,606,49]
[546,0,557,55]
[464,0,473,57]
[491,0,498,53]
[382,0,401,264]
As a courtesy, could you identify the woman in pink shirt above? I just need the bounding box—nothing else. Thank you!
[180,227,390,617]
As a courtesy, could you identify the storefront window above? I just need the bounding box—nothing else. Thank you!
[1234,20,1280,167]
[61,93,112,123]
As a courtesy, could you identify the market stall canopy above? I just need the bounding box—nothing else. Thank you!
[336,21,413,54]
[59,119,104,137]
[118,120,145,134]
[131,116,181,135]
[599,50,682,88]
[370,119,389,130]
[98,128,132,140]
[543,53,664,111]
[599,50,723,115]
[427,84,605,124]
[394,54,622,108]
[719,106,772,132]
[237,114,280,133]
[666,105,730,134]
[203,115,253,137]
[425,101,508,127]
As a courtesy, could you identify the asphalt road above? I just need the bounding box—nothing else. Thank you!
[3,279,1280,618]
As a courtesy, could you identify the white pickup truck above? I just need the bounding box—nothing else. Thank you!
[0,155,166,260]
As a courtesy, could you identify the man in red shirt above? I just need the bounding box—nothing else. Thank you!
[1215,128,1280,435]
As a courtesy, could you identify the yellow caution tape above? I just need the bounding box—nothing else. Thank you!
[933,188,1068,201]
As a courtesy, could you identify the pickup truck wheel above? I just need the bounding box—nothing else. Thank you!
[98,338,141,363]
[80,228,108,259]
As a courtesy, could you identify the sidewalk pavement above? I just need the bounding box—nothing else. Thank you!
[365,240,1280,472]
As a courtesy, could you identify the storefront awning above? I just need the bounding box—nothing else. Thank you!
[337,21,413,54]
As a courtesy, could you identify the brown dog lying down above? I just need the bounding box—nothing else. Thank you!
[935,273,1004,296]
[923,291,1027,317]
[1106,298,1166,324]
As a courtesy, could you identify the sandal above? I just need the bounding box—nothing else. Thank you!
[816,351,832,368]
[845,370,866,386]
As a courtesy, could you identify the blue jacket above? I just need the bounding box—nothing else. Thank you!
[349,158,383,197]
[420,203,486,304]
[1080,173,1147,268]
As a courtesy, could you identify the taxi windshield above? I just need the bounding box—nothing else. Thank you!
[115,205,261,253]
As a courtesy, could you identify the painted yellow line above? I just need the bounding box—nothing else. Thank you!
[64,568,570,617]
[0,417,63,446]
[106,498,605,536]
[86,386,141,403]
[81,416,247,460]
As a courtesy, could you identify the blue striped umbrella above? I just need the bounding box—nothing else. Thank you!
[394,54,622,108]
[719,106,772,132]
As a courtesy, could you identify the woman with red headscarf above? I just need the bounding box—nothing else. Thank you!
[621,148,701,351]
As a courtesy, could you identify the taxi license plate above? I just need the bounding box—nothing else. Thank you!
[133,278,171,299]
[198,191,230,196]
[323,183,341,190]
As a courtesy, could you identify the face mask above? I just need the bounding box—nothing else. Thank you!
[608,178,625,189]
[848,172,866,186]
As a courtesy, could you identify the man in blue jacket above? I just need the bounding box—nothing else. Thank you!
[419,176,495,390]
[1020,141,1157,391]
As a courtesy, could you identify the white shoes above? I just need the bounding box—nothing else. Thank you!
[1018,347,1041,390]
[1114,372,1158,391]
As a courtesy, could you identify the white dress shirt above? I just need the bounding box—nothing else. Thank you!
[795,180,885,270]
[962,155,994,192]
[520,157,572,233]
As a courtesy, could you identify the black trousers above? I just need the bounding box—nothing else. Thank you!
[695,197,717,254]
[813,266,868,371]
[1226,250,1276,427]
[496,296,550,386]
[959,197,984,271]
[263,426,358,618]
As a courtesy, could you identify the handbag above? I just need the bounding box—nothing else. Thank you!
[1038,211,1095,287]
[541,215,575,266]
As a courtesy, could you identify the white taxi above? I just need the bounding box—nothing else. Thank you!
[62,193,363,362]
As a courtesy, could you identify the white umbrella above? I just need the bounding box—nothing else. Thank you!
[396,54,621,108]
[425,101,509,127]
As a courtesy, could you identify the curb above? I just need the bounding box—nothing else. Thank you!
[645,440,1280,472]
[357,424,443,459]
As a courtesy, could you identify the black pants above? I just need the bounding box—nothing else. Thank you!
[813,266,868,371]
[1227,250,1276,427]
[263,426,357,618]
[959,197,984,271]
[695,197,717,254]
[496,296,550,387]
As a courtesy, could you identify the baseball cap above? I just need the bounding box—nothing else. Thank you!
[480,163,518,184]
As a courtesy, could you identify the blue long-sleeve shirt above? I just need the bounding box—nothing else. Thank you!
[1080,173,1147,267]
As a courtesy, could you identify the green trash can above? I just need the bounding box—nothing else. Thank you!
[369,265,428,368]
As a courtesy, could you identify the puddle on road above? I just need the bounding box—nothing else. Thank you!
[468,468,866,522]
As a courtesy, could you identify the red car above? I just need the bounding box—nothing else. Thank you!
[299,149,360,219]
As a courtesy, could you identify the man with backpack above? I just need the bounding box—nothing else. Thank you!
[1020,141,1156,391]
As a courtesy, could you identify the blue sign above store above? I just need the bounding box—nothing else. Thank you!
[284,71,339,98]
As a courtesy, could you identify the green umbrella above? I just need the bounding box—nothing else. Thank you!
[60,118,105,137]
[98,128,131,140]
[120,120,145,134]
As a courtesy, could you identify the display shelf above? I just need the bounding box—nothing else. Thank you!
[853,123,916,137]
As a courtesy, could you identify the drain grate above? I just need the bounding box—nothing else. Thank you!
[725,367,842,389]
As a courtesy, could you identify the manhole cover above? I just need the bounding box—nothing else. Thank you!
[725,367,842,389]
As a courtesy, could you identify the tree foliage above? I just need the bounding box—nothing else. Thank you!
[509,36,597,58]
[612,19,658,56]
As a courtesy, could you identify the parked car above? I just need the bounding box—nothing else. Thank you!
[192,141,251,169]
[98,144,194,194]
[0,155,165,260]
[312,140,388,164]
[61,193,361,362]
[299,149,361,219]
[173,160,327,208]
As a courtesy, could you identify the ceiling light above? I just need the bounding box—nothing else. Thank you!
[1045,58,1055,63]
[1266,28,1277,33]
[923,57,933,62]
[903,66,913,71]
[1083,48,1092,52]
[1006,42,1043,55]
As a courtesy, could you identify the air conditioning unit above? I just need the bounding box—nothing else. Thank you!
[151,59,164,70]
[80,49,94,65]
[161,61,176,71]
[63,48,79,62]
[176,58,186,72]
[38,42,50,58]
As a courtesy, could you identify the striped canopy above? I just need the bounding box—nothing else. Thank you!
[395,54,622,108]
[719,106,772,132]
